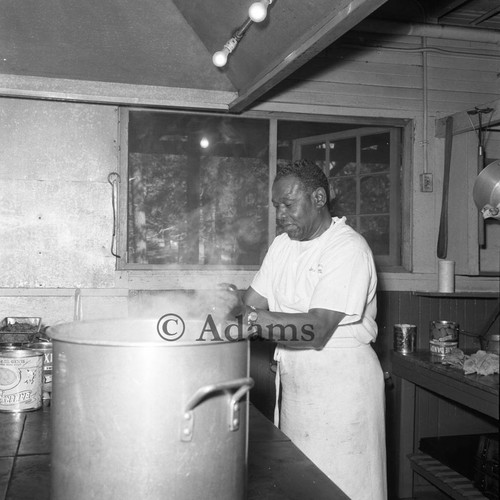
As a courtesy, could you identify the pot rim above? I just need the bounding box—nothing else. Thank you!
[47,318,246,348]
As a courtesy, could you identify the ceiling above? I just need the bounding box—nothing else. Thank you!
[0,0,498,112]
[375,0,500,30]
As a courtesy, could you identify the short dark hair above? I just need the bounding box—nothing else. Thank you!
[275,159,331,206]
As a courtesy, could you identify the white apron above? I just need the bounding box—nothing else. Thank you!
[274,338,387,500]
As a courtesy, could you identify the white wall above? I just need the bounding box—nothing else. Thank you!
[0,100,128,324]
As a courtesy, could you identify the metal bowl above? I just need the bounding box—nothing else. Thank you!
[473,160,500,219]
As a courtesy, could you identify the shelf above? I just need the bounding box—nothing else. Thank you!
[409,453,489,500]
[392,351,499,420]
[413,292,499,299]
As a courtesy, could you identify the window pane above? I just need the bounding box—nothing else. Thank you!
[301,142,326,163]
[360,174,390,214]
[283,123,402,266]
[127,111,269,266]
[360,133,390,173]
[330,138,357,176]
[330,176,356,215]
[359,215,390,255]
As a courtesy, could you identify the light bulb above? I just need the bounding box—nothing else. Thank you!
[248,1,268,22]
[200,137,209,149]
[212,48,229,67]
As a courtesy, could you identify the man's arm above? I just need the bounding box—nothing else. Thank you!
[246,307,345,350]
[241,287,344,350]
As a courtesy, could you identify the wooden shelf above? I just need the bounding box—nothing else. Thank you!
[413,292,499,299]
[392,351,499,420]
[409,453,489,500]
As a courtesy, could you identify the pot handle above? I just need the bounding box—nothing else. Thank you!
[181,377,254,442]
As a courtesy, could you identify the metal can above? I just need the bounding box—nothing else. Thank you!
[485,334,500,355]
[27,342,53,399]
[0,349,43,412]
[429,340,458,357]
[430,320,459,342]
[0,343,26,351]
[394,324,417,354]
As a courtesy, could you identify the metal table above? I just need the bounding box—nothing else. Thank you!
[0,403,349,500]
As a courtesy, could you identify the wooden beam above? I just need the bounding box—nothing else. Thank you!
[435,98,500,138]
[471,5,500,26]
[434,0,470,20]
[228,0,387,113]
[0,74,235,109]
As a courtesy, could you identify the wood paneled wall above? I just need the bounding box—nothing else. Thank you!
[373,291,500,372]
[261,31,499,116]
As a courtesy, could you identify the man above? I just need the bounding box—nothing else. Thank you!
[239,160,387,500]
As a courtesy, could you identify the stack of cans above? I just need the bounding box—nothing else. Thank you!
[0,317,52,411]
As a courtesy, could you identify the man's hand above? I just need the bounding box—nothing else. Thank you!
[215,283,246,320]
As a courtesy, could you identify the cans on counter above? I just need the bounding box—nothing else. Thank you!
[0,349,43,412]
[27,341,52,399]
[394,324,417,354]
[430,320,459,342]
[429,320,459,357]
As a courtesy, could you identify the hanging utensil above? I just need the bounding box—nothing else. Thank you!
[107,172,121,258]
[437,116,453,259]
[473,160,500,220]
[467,107,494,246]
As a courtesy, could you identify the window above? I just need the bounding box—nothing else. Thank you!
[118,109,405,270]
[292,127,401,267]
[121,110,270,268]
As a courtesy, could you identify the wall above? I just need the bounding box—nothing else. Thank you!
[254,28,500,286]
[0,99,128,326]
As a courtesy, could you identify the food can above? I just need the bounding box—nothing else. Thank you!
[394,324,417,354]
[429,340,458,357]
[430,320,459,342]
[27,342,53,399]
[0,343,26,351]
[0,349,43,412]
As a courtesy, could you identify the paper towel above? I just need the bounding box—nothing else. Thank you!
[438,259,455,293]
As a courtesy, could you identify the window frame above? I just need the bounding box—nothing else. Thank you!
[116,107,412,276]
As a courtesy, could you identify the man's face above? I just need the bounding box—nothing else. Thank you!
[272,176,322,241]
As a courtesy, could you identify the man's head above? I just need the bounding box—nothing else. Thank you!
[272,160,332,241]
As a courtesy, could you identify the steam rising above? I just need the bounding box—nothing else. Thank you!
[128,288,240,324]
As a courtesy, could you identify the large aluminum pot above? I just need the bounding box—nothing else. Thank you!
[48,318,252,500]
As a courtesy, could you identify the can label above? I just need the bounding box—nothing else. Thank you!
[27,343,52,398]
[394,324,417,354]
[430,340,458,357]
[0,350,43,412]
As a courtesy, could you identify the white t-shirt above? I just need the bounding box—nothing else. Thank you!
[250,217,378,345]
